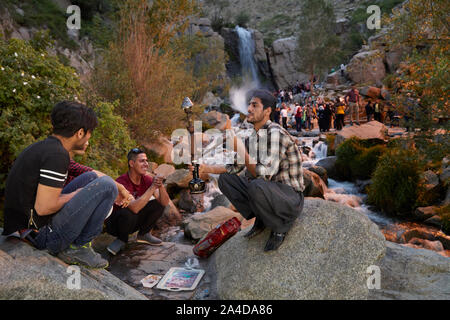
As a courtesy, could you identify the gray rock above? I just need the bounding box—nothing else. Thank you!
[316,156,338,179]
[346,50,386,85]
[368,242,450,300]
[308,166,328,186]
[267,37,309,89]
[183,206,244,240]
[303,169,326,199]
[210,199,386,300]
[334,121,388,148]
[210,194,232,210]
[0,235,146,300]
[424,215,442,228]
[413,206,438,222]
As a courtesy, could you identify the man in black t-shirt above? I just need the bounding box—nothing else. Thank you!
[2,101,119,269]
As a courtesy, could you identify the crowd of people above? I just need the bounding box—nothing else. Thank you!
[271,83,400,132]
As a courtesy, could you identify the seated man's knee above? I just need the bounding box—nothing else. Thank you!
[218,173,231,190]
[248,179,265,197]
[97,176,119,198]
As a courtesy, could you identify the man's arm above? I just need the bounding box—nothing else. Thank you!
[126,184,157,214]
[34,184,79,216]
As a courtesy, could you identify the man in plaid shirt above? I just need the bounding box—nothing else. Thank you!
[191,89,305,252]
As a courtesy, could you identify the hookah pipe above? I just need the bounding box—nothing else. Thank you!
[181,97,206,195]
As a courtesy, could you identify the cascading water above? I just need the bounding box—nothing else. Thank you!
[235,26,260,86]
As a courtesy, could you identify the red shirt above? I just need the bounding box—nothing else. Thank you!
[116,173,153,200]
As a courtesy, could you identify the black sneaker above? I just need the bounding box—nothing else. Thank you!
[244,219,265,239]
[264,232,286,252]
[57,242,109,269]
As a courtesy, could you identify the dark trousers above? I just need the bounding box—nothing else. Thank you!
[336,114,345,130]
[218,173,304,234]
[105,200,165,243]
[282,117,288,129]
[295,117,302,132]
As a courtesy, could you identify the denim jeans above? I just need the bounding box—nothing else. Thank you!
[62,171,98,194]
[34,175,118,254]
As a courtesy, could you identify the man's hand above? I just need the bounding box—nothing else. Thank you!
[115,183,134,208]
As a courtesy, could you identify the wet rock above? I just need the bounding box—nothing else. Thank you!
[210,199,386,300]
[402,228,437,243]
[316,156,338,179]
[413,206,438,222]
[303,170,326,199]
[408,237,444,252]
[424,215,442,228]
[308,166,328,186]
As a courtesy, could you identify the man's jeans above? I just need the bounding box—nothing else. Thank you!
[34,175,118,255]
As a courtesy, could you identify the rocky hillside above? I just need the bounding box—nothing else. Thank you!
[201,0,368,45]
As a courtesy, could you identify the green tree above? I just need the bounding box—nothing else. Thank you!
[295,0,341,93]
[384,0,449,161]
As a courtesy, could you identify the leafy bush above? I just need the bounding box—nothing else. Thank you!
[335,137,387,180]
[235,12,250,28]
[0,37,81,191]
[75,101,135,179]
[352,145,387,180]
[368,148,423,215]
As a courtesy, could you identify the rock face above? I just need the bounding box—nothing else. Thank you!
[210,199,386,300]
[334,121,388,147]
[346,50,386,85]
[368,242,450,300]
[0,235,146,300]
[303,169,327,198]
[268,37,309,89]
[316,156,338,180]
[183,206,245,240]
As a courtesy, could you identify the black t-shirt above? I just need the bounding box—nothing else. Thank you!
[2,136,69,235]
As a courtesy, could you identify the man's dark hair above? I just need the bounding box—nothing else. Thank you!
[51,101,98,138]
[127,148,145,162]
[247,89,277,112]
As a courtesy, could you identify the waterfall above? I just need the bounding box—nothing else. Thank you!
[235,26,260,86]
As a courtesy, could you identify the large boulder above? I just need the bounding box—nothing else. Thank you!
[316,156,338,179]
[210,199,386,300]
[334,121,388,148]
[268,37,309,89]
[182,206,245,240]
[303,169,327,198]
[368,242,450,300]
[145,136,174,164]
[0,235,146,300]
[347,50,386,85]
[200,111,230,131]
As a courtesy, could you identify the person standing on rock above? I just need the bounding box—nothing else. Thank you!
[2,101,119,269]
[190,89,305,252]
[281,104,288,129]
[105,148,171,255]
[344,86,361,126]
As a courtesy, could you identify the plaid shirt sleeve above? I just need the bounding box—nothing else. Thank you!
[65,159,94,186]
